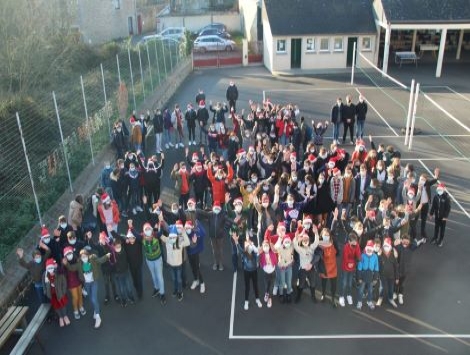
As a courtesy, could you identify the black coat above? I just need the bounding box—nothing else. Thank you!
[331,104,343,124]
[342,103,356,123]
[430,193,451,220]
[153,113,164,133]
[226,85,239,101]
[355,101,368,121]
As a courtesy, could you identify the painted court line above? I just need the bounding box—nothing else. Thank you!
[418,159,470,219]
[355,88,399,137]
[228,271,237,338]
[445,86,470,104]
[422,92,470,133]
[229,334,470,340]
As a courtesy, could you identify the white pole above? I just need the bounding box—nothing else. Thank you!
[146,42,154,91]
[154,40,161,85]
[436,28,447,78]
[138,46,145,100]
[100,63,111,136]
[128,47,137,110]
[169,43,173,72]
[382,23,391,74]
[162,41,168,76]
[408,83,420,150]
[263,90,266,103]
[350,41,356,85]
[404,79,415,146]
[52,91,73,193]
[80,75,95,165]
[456,29,464,60]
[411,30,417,51]
[116,54,122,84]
[16,112,43,226]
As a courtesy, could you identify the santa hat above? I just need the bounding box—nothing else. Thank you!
[367,209,376,218]
[277,221,286,231]
[261,194,270,203]
[99,231,109,243]
[333,167,341,176]
[282,235,292,245]
[175,220,184,229]
[169,225,178,236]
[188,198,196,206]
[327,160,336,169]
[248,146,255,153]
[199,100,205,108]
[233,197,243,206]
[408,187,416,196]
[63,246,74,256]
[308,154,316,162]
[213,201,221,209]
[237,148,246,156]
[45,258,56,269]
[383,238,392,248]
[184,220,194,229]
[437,183,445,189]
[130,116,136,124]
[290,152,297,159]
[356,139,366,148]
[143,223,153,232]
[40,225,50,239]
[101,193,111,204]
[365,240,375,253]
[126,229,136,239]
[303,215,313,224]
[192,152,199,161]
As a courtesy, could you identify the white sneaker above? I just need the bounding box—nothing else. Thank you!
[212,263,218,271]
[389,299,398,308]
[267,298,272,308]
[398,294,404,305]
[94,314,102,329]
[179,143,184,148]
[200,283,205,294]
[347,295,353,305]
[255,299,263,308]
[79,307,86,316]
[193,141,197,146]
[244,301,249,310]
[93,312,97,319]
[132,208,137,215]
[264,293,269,303]
[356,301,363,310]
[74,311,80,320]
[367,301,375,310]
[82,289,88,297]
[169,142,174,147]
[338,296,345,307]
[165,144,169,149]
[136,206,143,212]
[272,286,278,296]
[188,141,192,146]
[393,292,397,300]
[376,297,383,307]
[190,280,200,290]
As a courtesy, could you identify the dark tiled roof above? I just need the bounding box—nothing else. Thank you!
[264,0,376,36]
[381,0,470,24]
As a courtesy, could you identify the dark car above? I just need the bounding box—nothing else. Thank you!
[193,23,227,35]
[198,28,231,39]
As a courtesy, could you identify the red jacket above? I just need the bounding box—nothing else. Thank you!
[207,164,234,205]
[97,200,120,225]
[341,243,361,272]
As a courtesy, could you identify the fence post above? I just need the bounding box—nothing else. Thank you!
[80,75,95,165]
[154,40,161,85]
[145,42,154,92]
[138,46,146,100]
[404,79,416,146]
[169,44,173,72]
[16,112,43,226]
[162,41,168,77]
[408,82,420,150]
[100,63,111,136]
[116,54,122,85]
[350,41,356,85]
[128,47,137,111]
[52,91,73,193]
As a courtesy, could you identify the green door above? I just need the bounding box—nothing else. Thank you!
[291,38,302,69]
[347,37,358,67]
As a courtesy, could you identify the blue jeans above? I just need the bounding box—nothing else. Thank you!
[164,128,173,146]
[34,282,46,304]
[84,281,100,316]
[357,281,373,303]
[340,270,354,297]
[333,122,340,141]
[114,271,134,301]
[170,265,183,293]
[379,277,395,300]
[356,120,365,139]
[278,265,293,295]
[146,257,165,295]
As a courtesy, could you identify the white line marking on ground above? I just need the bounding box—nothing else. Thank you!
[229,334,470,339]
[422,93,470,133]
[263,87,378,93]
[228,271,237,339]
[418,159,470,219]
[445,86,470,104]
[355,88,399,137]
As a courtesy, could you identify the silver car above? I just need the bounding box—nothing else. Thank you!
[193,35,236,53]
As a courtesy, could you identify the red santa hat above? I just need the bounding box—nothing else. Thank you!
[333,167,341,176]
[63,246,74,256]
[175,220,184,228]
[130,116,136,124]
[327,160,336,169]
[303,215,313,224]
[367,209,376,218]
[213,201,221,209]
[383,238,392,248]
[192,152,199,161]
[45,258,56,268]
[40,225,50,239]
[233,197,243,206]
[101,193,111,204]
[187,198,196,206]
[437,183,445,189]
[184,220,194,229]
[199,100,205,108]
[195,161,202,168]
[407,187,416,196]
[277,221,286,231]
[356,139,366,148]
[290,152,297,159]
[237,148,246,156]
[365,240,375,253]
[308,154,316,162]
[143,223,153,232]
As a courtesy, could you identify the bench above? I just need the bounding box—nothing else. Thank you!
[395,51,419,67]
[0,306,29,350]
[10,304,51,355]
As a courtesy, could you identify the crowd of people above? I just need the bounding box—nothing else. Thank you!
[17,81,452,329]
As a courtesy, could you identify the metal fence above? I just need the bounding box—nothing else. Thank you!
[0,39,187,260]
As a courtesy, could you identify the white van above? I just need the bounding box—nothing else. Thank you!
[155,27,186,40]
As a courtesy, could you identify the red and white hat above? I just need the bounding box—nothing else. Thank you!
[308,154,316,162]
[188,198,196,206]
[143,222,153,232]
[277,221,286,231]
[130,116,136,124]
[237,148,246,156]
[40,225,50,239]
[408,187,416,196]
[356,139,366,148]
[365,240,375,253]
[45,258,56,269]
[233,197,243,206]
[101,193,111,204]
[290,152,297,159]
[175,220,184,228]
[63,246,74,256]
[437,183,445,189]
[383,238,392,248]
[327,160,336,169]
[303,215,313,224]
[213,201,221,208]
[184,220,194,229]
[199,100,205,108]
[192,152,199,161]
[195,161,202,168]
[333,167,341,176]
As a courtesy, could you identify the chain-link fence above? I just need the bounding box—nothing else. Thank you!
[0,39,188,261]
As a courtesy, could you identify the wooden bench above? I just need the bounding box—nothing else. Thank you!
[0,306,29,350]
[10,304,51,355]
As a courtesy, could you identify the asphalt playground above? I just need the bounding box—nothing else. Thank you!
[5,63,470,355]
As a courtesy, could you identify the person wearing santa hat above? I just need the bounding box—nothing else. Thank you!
[356,239,379,310]
[43,258,70,327]
[429,183,451,247]
[318,227,339,308]
[395,234,415,305]
[120,219,144,300]
[259,238,278,308]
[185,103,197,146]
[63,246,87,319]
[97,192,120,240]
[351,140,368,171]
[337,230,361,307]
[184,220,206,293]
[309,172,336,227]
[197,100,209,145]
[206,160,234,207]
[171,161,191,208]
[160,225,190,301]
[189,163,209,209]
[253,190,279,247]
[225,197,249,272]
[226,80,239,112]
[272,222,295,303]
[377,237,399,308]
[312,119,329,147]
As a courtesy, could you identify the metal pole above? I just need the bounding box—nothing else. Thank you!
[154,40,161,85]
[116,54,122,84]
[138,46,145,100]
[169,43,173,72]
[162,41,167,76]
[408,82,420,150]
[350,41,356,85]
[80,75,95,165]
[52,91,73,193]
[100,63,111,136]
[16,112,43,226]
[128,47,137,111]
[145,42,154,91]
[404,79,415,146]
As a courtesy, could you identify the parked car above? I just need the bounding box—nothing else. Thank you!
[193,23,227,35]
[198,28,231,39]
[144,27,186,41]
[193,35,236,53]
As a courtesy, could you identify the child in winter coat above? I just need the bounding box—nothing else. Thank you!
[356,240,379,310]
[338,233,361,307]
[185,220,206,294]
[377,237,399,308]
[259,239,278,308]
[43,258,70,327]
[112,237,136,307]
[272,222,295,304]
[63,246,86,320]
[318,228,339,308]
[312,120,329,147]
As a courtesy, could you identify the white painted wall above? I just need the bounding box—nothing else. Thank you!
[239,0,258,41]
[157,13,242,33]
[262,1,273,71]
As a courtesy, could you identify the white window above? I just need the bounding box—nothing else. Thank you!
[114,0,121,10]
[319,38,329,52]
[277,39,286,53]
[362,37,372,51]
[306,38,315,52]
[333,37,343,51]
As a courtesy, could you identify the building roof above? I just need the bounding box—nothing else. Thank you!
[381,0,470,24]
[264,0,376,36]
